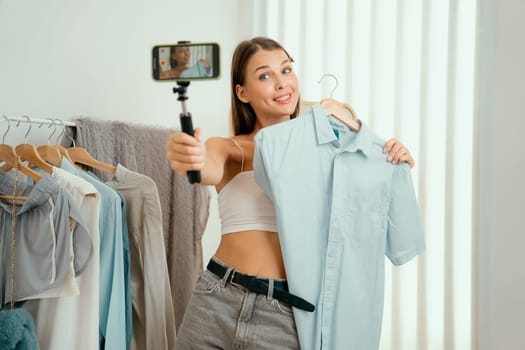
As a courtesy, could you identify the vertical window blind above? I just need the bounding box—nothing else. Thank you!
[241,1,477,349]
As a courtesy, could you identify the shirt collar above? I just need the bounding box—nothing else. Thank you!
[312,103,338,145]
[311,103,373,157]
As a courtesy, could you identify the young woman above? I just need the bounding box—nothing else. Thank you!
[166,36,414,349]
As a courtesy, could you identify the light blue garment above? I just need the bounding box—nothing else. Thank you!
[0,171,92,304]
[113,190,132,349]
[180,61,212,78]
[91,175,132,349]
[253,104,425,350]
[60,159,127,350]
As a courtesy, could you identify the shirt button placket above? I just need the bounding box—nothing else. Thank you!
[321,156,345,350]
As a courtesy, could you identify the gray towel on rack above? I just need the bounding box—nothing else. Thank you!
[61,117,210,330]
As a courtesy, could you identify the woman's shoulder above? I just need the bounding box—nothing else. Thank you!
[205,136,234,148]
[207,135,254,168]
[206,135,253,147]
[205,136,243,157]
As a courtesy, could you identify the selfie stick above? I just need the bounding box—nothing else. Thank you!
[173,81,201,184]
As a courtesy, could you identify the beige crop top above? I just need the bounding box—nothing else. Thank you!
[217,138,277,235]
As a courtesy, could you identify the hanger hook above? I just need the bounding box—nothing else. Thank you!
[55,119,75,147]
[21,115,32,143]
[47,118,57,144]
[317,73,339,99]
[2,116,11,143]
[55,119,65,145]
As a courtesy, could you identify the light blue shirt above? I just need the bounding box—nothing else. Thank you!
[61,159,127,350]
[180,60,212,78]
[253,104,425,350]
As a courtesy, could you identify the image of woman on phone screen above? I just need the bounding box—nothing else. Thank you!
[160,46,212,79]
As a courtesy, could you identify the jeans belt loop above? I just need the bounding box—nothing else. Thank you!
[228,269,236,285]
[221,266,234,287]
[267,279,274,301]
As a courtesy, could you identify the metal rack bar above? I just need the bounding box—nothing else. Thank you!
[1,115,76,127]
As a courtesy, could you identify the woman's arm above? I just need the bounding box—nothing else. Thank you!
[166,128,228,186]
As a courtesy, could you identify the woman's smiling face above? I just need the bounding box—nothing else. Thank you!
[235,48,299,127]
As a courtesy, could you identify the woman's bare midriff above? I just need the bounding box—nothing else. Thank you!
[214,230,287,279]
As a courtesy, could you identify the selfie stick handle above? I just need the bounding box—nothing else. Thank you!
[174,81,201,184]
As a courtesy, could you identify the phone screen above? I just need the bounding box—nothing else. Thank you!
[152,42,220,81]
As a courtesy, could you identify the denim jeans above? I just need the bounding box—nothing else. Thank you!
[175,257,300,349]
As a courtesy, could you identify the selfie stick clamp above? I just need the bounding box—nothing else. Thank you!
[173,81,201,184]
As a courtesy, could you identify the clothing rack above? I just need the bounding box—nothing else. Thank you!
[2,115,76,127]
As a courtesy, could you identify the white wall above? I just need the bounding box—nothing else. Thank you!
[477,0,525,349]
[0,0,250,265]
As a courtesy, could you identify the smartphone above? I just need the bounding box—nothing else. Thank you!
[152,42,220,81]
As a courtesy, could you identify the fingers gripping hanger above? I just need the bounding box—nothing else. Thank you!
[317,74,360,131]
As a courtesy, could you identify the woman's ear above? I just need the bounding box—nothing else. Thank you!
[236,84,249,103]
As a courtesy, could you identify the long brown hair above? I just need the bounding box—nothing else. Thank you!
[230,37,301,136]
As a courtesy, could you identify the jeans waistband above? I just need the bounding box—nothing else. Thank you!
[207,258,315,312]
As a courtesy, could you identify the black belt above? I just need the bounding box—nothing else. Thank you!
[207,259,315,312]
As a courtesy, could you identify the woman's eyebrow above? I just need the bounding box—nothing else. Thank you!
[254,60,291,73]
[254,65,270,73]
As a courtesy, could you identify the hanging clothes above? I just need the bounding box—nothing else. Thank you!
[60,158,130,350]
[253,104,425,350]
[0,172,92,304]
[0,162,39,350]
[25,166,101,350]
[106,164,176,350]
[66,117,210,329]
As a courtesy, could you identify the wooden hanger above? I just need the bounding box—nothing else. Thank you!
[0,144,17,172]
[38,145,62,167]
[15,144,53,174]
[302,99,360,131]
[37,119,62,167]
[0,153,39,201]
[14,117,53,174]
[302,73,361,131]
[0,146,43,183]
[0,116,42,183]
[0,116,14,171]
[0,159,32,201]
[55,145,74,162]
[68,146,116,173]
[320,98,360,131]
[50,118,85,170]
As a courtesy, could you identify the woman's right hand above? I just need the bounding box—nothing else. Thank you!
[166,128,205,177]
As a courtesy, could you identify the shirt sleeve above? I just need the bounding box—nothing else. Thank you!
[253,130,275,202]
[61,187,93,276]
[385,163,425,265]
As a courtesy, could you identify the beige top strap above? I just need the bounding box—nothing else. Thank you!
[230,137,244,172]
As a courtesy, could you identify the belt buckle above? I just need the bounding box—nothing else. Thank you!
[228,270,250,292]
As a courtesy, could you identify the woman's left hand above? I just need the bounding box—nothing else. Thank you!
[383,138,415,168]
